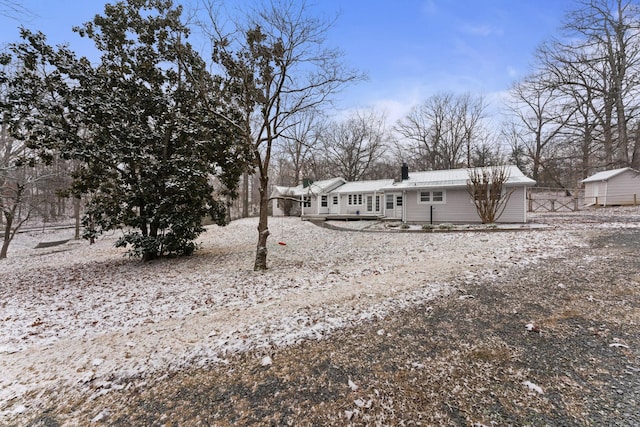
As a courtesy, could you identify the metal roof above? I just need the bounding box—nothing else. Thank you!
[330,179,394,193]
[271,166,535,198]
[381,165,535,190]
[581,167,637,183]
[271,177,346,197]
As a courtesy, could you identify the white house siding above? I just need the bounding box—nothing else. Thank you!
[599,172,639,205]
[582,168,640,206]
[303,192,318,216]
[339,194,364,215]
[272,199,284,217]
[583,182,599,205]
[273,199,299,217]
[500,186,528,222]
[330,194,366,215]
[271,188,301,217]
[403,186,527,224]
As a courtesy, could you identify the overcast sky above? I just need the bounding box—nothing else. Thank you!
[1,0,577,122]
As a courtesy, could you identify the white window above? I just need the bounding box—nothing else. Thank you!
[418,190,445,204]
[321,195,328,207]
[332,196,338,205]
[396,195,403,207]
[386,194,394,209]
[348,194,363,206]
[375,195,380,212]
[302,196,311,208]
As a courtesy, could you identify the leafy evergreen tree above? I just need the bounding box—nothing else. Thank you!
[11,0,245,261]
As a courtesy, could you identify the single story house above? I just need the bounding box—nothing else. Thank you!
[326,179,394,217]
[581,167,640,206]
[381,165,536,223]
[271,165,535,223]
[271,177,345,216]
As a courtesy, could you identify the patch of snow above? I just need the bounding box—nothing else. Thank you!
[609,342,630,349]
[523,380,544,394]
[0,216,594,420]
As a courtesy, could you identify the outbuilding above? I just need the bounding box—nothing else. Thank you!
[581,167,640,206]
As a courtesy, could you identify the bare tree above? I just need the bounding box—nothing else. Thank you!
[505,74,575,185]
[467,166,515,224]
[536,0,640,170]
[0,0,34,20]
[277,110,324,186]
[320,109,387,181]
[395,92,486,170]
[0,109,53,259]
[198,0,363,270]
[1,52,32,258]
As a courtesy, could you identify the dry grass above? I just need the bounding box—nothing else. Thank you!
[5,225,640,426]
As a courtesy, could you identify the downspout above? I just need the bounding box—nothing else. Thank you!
[523,186,527,223]
[402,190,406,223]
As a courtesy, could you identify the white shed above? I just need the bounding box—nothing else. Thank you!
[581,167,640,206]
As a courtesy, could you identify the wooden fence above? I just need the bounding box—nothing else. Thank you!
[527,187,583,212]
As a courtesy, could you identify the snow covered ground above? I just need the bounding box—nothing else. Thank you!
[0,215,603,420]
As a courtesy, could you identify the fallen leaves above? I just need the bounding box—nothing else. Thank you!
[2,215,639,425]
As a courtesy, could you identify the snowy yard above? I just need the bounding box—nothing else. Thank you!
[0,211,637,424]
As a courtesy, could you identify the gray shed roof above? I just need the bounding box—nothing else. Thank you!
[581,167,638,183]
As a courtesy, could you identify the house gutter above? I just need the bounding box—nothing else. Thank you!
[402,190,407,223]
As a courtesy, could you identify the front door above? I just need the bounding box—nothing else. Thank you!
[367,194,382,214]
[385,193,403,219]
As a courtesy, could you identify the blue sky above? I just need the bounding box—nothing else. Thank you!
[0,0,577,122]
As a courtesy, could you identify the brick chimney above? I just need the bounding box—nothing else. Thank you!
[401,162,409,181]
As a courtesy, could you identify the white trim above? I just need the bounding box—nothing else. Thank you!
[417,189,446,204]
[347,194,364,206]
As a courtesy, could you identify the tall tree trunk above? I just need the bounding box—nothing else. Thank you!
[74,196,81,240]
[143,222,159,262]
[0,212,13,259]
[631,124,640,169]
[242,170,249,218]
[253,174,270,271]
